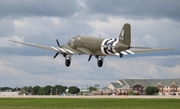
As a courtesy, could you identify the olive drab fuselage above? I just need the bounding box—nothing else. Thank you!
[68,36,128,56]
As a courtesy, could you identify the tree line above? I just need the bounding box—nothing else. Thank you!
[0,85,98,95]
[0,85,79,95]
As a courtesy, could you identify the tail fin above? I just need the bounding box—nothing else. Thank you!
[119,23,131,47]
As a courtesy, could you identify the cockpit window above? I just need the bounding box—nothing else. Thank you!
[69,38,75,47]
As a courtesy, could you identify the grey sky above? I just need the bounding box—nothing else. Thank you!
[0,0,77,18]
[0,0,179,88]
[85,0,180,20]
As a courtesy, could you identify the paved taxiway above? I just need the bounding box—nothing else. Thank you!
[0,95,180,99]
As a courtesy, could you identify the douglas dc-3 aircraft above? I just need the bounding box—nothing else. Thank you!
[8,23,172,67]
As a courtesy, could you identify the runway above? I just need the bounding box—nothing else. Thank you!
[0,95,180,99]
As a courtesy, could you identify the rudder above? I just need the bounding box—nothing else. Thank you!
[119,23,131,47]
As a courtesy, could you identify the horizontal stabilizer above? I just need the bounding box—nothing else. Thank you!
[131,48,173,54]
[116,50,135,56]
[130,46,151,49]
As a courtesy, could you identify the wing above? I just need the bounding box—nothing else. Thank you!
[77,47,92,54]
[7,39,82,55]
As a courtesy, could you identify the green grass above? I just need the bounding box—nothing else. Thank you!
[0,98,180,109]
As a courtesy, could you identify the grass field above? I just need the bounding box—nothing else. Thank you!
[0,98,180,109]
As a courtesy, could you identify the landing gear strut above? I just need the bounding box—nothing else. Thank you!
[96,56,105,67]
[120,53,123,58]
[65,55,72,67]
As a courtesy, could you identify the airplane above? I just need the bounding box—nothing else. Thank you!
[8,23,173,67]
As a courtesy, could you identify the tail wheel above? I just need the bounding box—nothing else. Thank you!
[97,60,103,67]
[65,59,71,67]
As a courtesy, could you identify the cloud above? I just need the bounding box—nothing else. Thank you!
[0,0,78,19]
[107,55,180,79]
[84,0,180,21]
[0,18,15,37]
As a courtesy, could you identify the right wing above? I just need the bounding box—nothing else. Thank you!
[7,39,82,55]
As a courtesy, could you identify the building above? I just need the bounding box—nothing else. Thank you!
[108,79,180,95]
[0,91,19,96]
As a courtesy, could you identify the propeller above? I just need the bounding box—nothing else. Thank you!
[53,52,59,58]
[88,55,92,61]
[56,39,60,47]
[53,39,60,59]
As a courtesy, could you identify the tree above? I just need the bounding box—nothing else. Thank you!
[18,89,27,95]
[11,87,21,92]
[68,86,80,94]
[1,87,12,91]
[128,90,136,95]
[0,87,21,92]
[22,86,28,93]
[145,86,159,95]
[38,87,48,95]
[27,86,33,94]
[54,85,63,94]
[62,86,68,93]
[45,85,53,95]
[33,86,40,95]
[88,86,97,91]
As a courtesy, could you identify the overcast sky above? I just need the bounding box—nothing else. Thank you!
[0,0,180,88]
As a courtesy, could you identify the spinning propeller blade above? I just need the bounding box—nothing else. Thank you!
[53,52,59,58]
[56,39,60,47]
[54,39,61,59]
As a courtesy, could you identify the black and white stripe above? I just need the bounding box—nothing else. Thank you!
[101,38,118,55]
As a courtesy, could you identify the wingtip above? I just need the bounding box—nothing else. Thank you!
[7,39,16,42]
[7,39,13,42]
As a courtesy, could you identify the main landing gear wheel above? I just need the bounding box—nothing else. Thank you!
[97,60,103,67]
[96,55,105,67]
[65,59,71,67]
[65,55,72,67]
